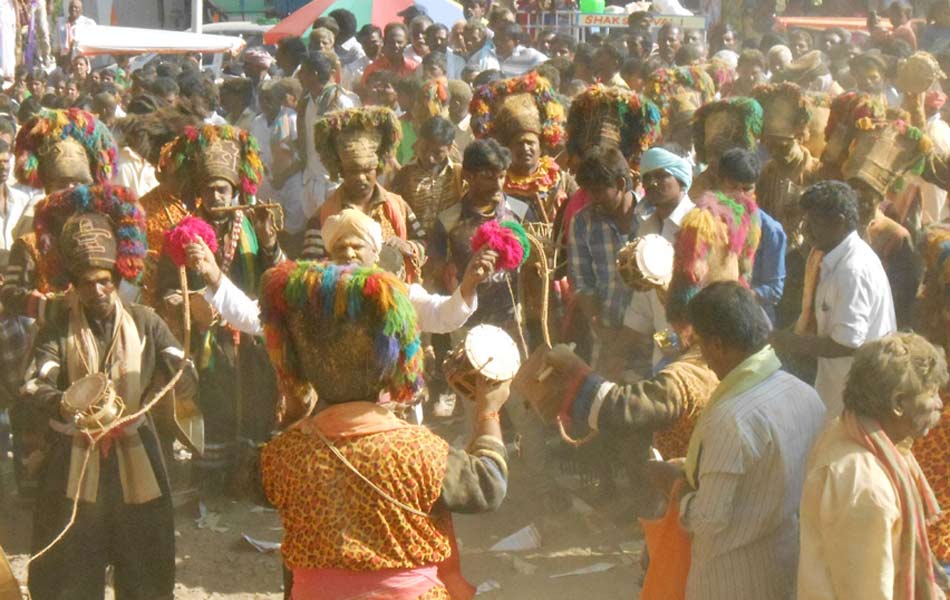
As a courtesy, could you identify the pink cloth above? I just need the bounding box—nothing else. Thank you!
[292,565,442,600]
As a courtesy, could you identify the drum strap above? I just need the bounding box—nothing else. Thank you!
[313,427,430,519]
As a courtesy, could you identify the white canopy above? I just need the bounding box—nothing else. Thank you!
[73,24,246,56]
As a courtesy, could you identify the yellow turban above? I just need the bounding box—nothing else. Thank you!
[322,208,382,255]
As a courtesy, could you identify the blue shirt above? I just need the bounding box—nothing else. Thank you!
[567,203,637,328]
[751,209,787,324]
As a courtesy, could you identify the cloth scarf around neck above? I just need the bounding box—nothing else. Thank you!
[843,410,941,600]
[65,291,161,504]
[684,344,782,488]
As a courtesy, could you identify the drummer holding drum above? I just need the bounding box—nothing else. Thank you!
[20,186,197,600]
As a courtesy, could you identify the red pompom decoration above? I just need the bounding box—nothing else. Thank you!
[163,216,219,267]
[470,220,525,271]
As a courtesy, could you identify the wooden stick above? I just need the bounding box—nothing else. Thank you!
[207,203,281,213]
[536,342,576,383]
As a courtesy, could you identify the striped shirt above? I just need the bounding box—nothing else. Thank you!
[680,370,826,600]
[567,203,636,328]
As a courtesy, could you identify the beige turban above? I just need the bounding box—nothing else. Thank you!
[322,208,383,255]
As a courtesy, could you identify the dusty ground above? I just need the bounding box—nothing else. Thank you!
[1,416,646,599]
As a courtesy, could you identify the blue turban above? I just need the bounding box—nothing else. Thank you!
[641,147,692,192]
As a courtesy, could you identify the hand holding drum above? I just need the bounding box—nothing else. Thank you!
[443,325,522,401]
[60,373,126,432]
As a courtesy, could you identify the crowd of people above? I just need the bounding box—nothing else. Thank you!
[0,0,949,598]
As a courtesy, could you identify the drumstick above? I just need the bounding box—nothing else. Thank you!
[537,342,576,382]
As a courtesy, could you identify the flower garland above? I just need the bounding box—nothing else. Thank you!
[566,84,662,164]
[33,184,146,287]
[260,261,424,406]
[645,66,717,130]
[14,108,118,189]
[469,71,565,149]
[312,107,402,181]
[505,155,561,195]
[157,124,264,210]
[692,97,763,164]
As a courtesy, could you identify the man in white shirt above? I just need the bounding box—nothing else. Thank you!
[0,140,35,267]
[652,281,826,600]
[462,20,500,75]
[622,147,696,370]
[297,52,359,220]
[54,0,95,60]
[771,181,896,416]
[492,23,547,77]
[183,208,495,337]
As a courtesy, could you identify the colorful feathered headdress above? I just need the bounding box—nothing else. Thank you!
[666,190,761,321]
[692,97,763,164]
[33,184,146,287]
[566,85,661,167]
[752,82,812,140]
[312,107,402,181]
[157,124,264,209]
[14,108,118,189]
[470,71,565,149]
[260,261,424,407]
[644,66,717,131]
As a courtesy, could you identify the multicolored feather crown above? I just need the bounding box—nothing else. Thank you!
[14,108,118,189]
[666,190,761,322]
[566,85,662,167]
[157,124,264,209]
[33,184,146,287]
[260,261,424,407]
[313,107,402,181]
[644,66,717,131]
[470,220,531,271]
[691,97,763,164]
[470,71,565,149]
[163,216,220,268]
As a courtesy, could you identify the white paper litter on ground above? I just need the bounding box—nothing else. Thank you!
[475,579,502,595]
[549,562,616,578]
[242,534,281,553]
[489,524,542,552]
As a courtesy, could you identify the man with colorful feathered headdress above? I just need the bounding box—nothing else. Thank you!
[257,260,510,599]
[141,123,282,308]
[1,108,118,318]
[470,71,575,224]
[841,119,931,327]
[753,82,822,252]
[20,183,196,600]
[300,106,428,281]
[690,96,763,200]
[148,123,285,491]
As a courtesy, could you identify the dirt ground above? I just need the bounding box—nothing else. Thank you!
[1,414,647,599]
